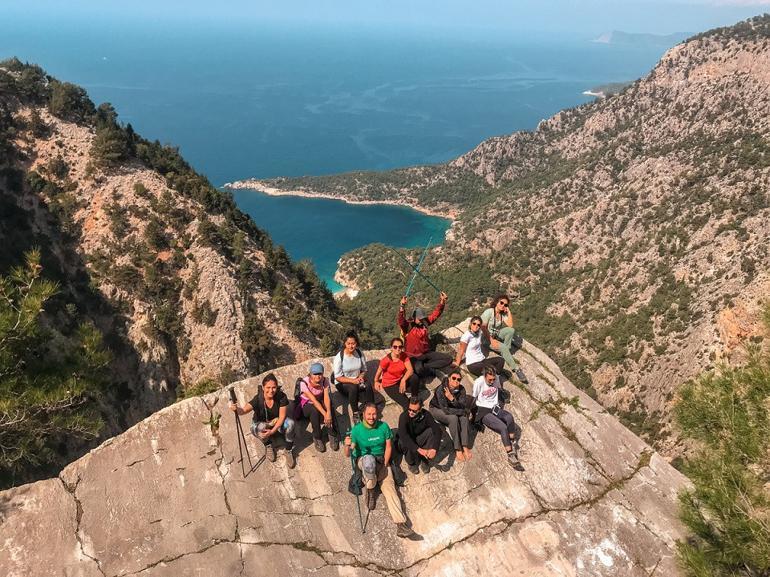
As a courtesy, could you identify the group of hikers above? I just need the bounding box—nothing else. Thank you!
[229,292,528,539]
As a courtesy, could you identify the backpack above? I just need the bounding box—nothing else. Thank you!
[291,377,306,421]
[331,347,365,386]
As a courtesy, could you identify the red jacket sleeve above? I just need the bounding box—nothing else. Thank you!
[427,301,445,325]
[397,306,409,333]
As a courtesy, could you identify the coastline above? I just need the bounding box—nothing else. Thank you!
[224,180,458,220]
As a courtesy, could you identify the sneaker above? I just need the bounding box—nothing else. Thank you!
[264,444,276,462]
[352,412,361,425]
[396,523,415,538]
[314,438,326,453]
[419,460,430,474]
[366,488,377,511]
[515,368,529,384]
[408,463,420,475]
[329,434,340,452]
[284,449,296,469]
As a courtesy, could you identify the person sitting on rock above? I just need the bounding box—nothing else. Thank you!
[398,292,453,382]
[299,362,339,453]
[345,403,416,539]
[453,315,505,377]
[229,373,296,468]
[398,397,443,474]
[374,337,420,410]
[429,369,473,462]
[480,294,528,384]
[332,330,370,425]
[472,366,522,469]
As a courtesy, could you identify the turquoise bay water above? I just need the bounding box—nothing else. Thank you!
[0,17,675,287]
[232,190,450,291]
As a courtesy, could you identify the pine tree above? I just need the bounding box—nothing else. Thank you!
[0,251,109,486]
[675,304,770,577]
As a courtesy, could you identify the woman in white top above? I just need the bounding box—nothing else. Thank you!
[472,366,521,468]
[332,331,370,424]
[453,316,505,376]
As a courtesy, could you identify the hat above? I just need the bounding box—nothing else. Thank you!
[309,362,324,375]
[360,454,377,479]
[412,307,427,320]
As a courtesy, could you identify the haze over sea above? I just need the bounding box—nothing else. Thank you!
[1,17,675,289]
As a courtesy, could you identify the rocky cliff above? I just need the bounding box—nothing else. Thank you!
[0,325,690,577]
[237,15,770,455]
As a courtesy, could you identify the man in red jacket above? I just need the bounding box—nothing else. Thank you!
[397,291,453,385]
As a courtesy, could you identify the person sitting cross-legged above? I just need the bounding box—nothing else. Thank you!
[398,396,443,474]
[454,315,505,377]
[472,366,522,469]
[345,403,415,539]
[429,369,473,463]
[229,373,296,468]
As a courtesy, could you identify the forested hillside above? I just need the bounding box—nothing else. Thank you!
[0,59,346,486]
[249,15,770,455]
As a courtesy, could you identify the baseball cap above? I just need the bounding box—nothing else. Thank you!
[310,362,324,375]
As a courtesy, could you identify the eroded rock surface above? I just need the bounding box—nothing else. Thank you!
[0,328,689,576]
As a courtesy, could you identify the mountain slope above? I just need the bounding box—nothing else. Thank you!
[237,15,770,455]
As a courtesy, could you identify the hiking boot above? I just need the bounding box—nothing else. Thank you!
[515,369,529,384]
[366,488,377,511]
[396,523,415,538]
[264,444,276,463]
[408,463,420,475]
[284,449,296,469]
[352,411,361,425]
[419,460,430,474]
[507,450,524,471]
[314,438,326,453]
[329,434,340,452]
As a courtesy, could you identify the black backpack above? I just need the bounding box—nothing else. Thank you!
[330,347,365,386]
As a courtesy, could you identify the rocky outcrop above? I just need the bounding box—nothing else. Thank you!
[0,325,689,576]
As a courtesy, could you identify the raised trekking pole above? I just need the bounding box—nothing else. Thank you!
[389,246,442,294]
[229,387,254,478]
[405,237,432,297]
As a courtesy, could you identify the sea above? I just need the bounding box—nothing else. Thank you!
[0,16,676,289]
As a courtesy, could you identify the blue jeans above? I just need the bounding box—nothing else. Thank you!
[251,418,295,449]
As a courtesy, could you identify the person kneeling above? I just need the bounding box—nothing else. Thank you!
[429,369,473,462]
[345,403,415,538]
[229,373,296,468]
[398,397,443,474]
[472,366,522,469]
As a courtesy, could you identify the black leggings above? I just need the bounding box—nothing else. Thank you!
[411,351,453,379]
[302,403,338,440]
[336,381,373,414]
[477,406,516,449]
[466,356,505,377]
[382,375,419,409]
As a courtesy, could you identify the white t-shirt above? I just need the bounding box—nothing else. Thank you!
[472,375,500,409]
[460,330,485,365]
[333,349,367,380]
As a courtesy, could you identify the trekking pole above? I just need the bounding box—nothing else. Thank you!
[389,246,442,294]
[350,453,366,534]
[405,237,431,297]
[229,387,254,478]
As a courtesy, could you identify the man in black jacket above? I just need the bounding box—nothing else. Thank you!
[398,397,443,474]
[429,369,473,463]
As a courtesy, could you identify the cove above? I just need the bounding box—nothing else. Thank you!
[231,189,451,291]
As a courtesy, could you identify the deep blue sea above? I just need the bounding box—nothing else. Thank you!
[0,17,674,288]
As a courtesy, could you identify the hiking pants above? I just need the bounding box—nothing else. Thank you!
[337,381,373,415]
[479,407,516,449]
[302,403,338,440]
[400,427,439,466]
[466,356,505,377]
[489,327,519,371]
[251,418,295,450]
[411,351,453,379]
[358,457,407,524]
[430,407,470,450]
[383,375,420,409]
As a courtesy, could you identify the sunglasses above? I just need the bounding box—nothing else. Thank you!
[407,408,419,414]
[392,345,403,349]
[470,322,481,327]
[450,376,462,381]
[498,302,509,307]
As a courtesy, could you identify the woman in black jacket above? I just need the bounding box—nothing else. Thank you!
[429,369,473,462]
